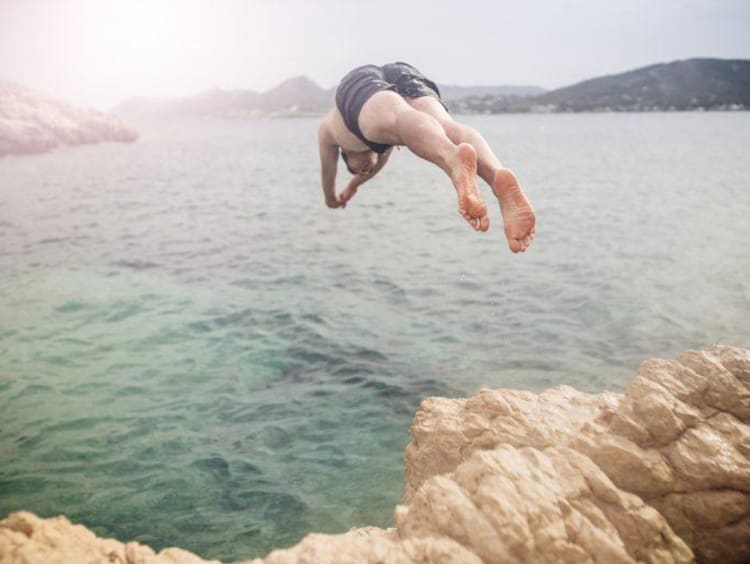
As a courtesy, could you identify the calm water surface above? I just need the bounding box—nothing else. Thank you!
[1,113,749,560]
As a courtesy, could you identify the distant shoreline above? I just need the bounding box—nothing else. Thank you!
[113,58,750,120]
[445,105,749,116]
[120,107,750,121]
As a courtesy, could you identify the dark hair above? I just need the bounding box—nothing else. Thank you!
[340,150,356,175]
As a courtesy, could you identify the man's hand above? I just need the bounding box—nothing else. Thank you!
[325,177,360,209]
[337,148,391,208]
[325,195,343,209]
[337,179,360,207]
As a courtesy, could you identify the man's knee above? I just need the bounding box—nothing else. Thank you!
[439,120,472,143]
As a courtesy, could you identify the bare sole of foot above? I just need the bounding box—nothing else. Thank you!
[492,168,536,253]
[449,143,489,232]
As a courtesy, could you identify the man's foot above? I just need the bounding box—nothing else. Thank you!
[450,143,489,232]
[492,168,536,253]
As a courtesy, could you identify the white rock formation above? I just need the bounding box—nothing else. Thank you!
[2,346,749,563]
[252,446,691,564]
[0,511,215,564]
[0,82,137,157]
[404,345,750,563]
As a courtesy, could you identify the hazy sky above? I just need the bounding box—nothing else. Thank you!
[1,0,749,108]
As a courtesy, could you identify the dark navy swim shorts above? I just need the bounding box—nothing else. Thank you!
[335,62,447,154]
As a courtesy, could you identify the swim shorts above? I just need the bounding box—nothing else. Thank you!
[335,62,447,154]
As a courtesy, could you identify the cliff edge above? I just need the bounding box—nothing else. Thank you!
[2,345,749,563]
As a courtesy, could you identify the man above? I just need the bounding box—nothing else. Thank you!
[318,62,536,253]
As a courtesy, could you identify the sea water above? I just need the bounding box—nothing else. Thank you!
[1,113,749,560]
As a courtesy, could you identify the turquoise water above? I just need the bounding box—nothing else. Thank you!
[1,113,749,560]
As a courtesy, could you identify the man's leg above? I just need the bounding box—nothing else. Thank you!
[357,91,489,232]
[406,97,536,253]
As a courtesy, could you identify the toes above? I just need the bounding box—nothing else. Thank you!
[509,236,534,253]
[464,214,490,232]
[460,209,482,231]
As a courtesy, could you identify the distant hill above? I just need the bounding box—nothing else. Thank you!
[115,58,750,118]
[256,76,333,112]
[115,76,335,118]
[114,77,545,118]
[0,82,137,157]
[448,58,750,113]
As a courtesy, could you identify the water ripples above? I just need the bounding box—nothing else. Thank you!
[1,113,749,559]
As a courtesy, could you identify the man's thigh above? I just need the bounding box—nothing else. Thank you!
[358,90,413,145]
[405,96,453,125]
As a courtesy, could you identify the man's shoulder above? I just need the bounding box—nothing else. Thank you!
[320,107,337,124]
[318,109,338,141]
[320,108,368,151]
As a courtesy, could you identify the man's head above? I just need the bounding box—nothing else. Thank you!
[341,149,377,177]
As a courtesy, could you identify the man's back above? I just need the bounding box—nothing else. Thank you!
[319,108,371,153]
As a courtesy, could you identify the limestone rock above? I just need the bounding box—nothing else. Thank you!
[244,443,690,564]
[0,511,216,564]
[407,345,750,563]
[404,384,621,500]
[0,82,137,157]
[397,446,691,564]
[247,528,481,564]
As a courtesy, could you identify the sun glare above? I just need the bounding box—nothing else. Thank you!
[69,0,238,102]
[91,3,180,73]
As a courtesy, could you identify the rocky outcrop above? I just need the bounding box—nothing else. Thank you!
[0,82,137,157]
[252,447,691,564]
[405,345,750,563]
[2,346,749,563]
[0,511,215,564]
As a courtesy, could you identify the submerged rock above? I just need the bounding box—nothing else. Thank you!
[2,345,749,563]
[0,82,137,157]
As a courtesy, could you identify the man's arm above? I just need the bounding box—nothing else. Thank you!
[338,148,393,206]
[318,122,341,208]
